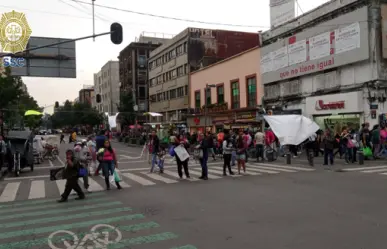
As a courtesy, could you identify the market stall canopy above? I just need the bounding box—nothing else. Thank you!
[143,112,162,117]
[24,110,43,116]
[264,115,319,145]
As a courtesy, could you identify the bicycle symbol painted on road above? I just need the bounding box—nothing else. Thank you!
[48,224,122,249]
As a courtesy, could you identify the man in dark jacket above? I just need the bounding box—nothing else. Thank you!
[150,130,161,172]
[57,150,85,202]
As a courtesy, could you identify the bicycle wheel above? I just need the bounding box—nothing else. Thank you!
[90,224,122,245]
[47,230,79,249]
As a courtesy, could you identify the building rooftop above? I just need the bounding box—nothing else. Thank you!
[262,0,362,42]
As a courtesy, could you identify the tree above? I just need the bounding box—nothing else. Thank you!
[116,91,136,126]
[0,68,41,130]
[51,100,103,128]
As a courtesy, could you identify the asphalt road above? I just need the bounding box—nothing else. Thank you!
[0,138,386,248]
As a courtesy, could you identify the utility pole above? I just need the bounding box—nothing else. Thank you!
[92,0,96,41]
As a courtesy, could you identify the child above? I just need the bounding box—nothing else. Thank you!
[157,145,166,173]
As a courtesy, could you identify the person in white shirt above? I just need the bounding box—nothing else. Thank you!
[254,130,265,162]
[222,136,235,176]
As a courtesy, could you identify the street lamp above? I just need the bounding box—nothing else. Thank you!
[205,83,216,133]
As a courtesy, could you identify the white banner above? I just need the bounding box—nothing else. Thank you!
[270,0,295,27]
[263,115,320,145]
[288,39,306,65]
[260,52,273,74]
[272,46,288,71]
[309,32,331,60]
[335,22,360,54]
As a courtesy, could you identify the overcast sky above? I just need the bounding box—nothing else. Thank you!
[1,0,329,107]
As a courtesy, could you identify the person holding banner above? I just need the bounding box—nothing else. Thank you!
[173,134,190,179]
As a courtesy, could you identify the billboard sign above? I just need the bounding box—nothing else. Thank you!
[270,0,295,28]
[3,36,76,78]
[261,7,369,84]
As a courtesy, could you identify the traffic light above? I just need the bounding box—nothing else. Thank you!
[96,94,101,103]
[55,101,59,108]
[110,23,123,45]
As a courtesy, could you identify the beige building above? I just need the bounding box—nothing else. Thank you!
[93,61,120,114]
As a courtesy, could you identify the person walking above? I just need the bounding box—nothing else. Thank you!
[323,129,335,167]
[149,131,162,173]
[236,131,247,174]
[196,133,209,180]
[254,129,265,162]
[95,130,107,176]
[98,140,122,190]
[57,150,85,202]
[222,135,235,176]
[173,134,190,179]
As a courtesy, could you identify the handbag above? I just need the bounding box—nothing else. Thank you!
[363,146,372,157]
[78,167,87,177]
[169,146,175,157]
[194,148,203,159]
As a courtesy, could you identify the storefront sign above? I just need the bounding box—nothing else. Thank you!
[236,112,256,120]
[195,103,228,114]
[315,100,345,110]
[305,91,363,115]
[260,7,369,84]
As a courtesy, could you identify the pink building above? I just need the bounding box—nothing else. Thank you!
[187,47,263,133]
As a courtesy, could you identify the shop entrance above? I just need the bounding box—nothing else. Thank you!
[314,114,361,134]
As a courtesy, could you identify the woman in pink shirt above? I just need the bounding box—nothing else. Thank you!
[99,140,122,190]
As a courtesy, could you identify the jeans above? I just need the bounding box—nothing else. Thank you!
[199,156,208,177]
[150,153,158,172]
[256,144,264,160]
[344,147,353,163]
[231,151,236,165]
[101,161,121,189]
[81,167,89,189]
[324,148,334,165]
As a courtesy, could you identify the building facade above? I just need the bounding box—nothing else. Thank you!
[118,34,169,120]
[79,87,94,106]
[93,61,120,114]
[260,0,387,133]
[188,47,262,133]
[148,28,261,127]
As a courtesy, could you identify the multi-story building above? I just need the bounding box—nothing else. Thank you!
[118,33,170,119]
[148,28,261,126]
[187,47,262,133]
[260,0,387,131]
[79,85,94,106]
[93,61,120,114]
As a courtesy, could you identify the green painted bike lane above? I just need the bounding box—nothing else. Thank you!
[0,192,198,249]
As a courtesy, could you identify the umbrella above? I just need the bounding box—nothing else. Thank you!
[129,124,142,129]
[143,112,162,117]
[24,110,43,116]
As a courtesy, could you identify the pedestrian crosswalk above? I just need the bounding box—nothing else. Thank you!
[0,163,315,202]
[340,165,387,176]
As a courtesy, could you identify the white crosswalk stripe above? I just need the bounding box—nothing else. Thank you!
[0,162,313,202]
[28,180,45,199]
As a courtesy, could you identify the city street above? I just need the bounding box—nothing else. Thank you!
[0,139,386,248]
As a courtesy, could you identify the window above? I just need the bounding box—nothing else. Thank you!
[185,85,188,95]
[171,69,177,78]
[170,89,177,99]
[176,45,183,55]
[205,87,211,105]
[246,77,257,107]
[150,78,156,86]
[177,66,184,76]
[156,58,161,66]
[157,93,163,101]
[139,86,146,98]
[195,90,201,108]
[183,42,187,53]
[184,64,188,74]
[177,87,184,97]
[157,75,162,84]
[231,81,240,109]
[217,84,224,104]
[138,55,146,67]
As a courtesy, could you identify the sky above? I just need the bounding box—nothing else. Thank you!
[0,0,329,107]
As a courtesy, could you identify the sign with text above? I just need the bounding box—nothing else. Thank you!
[260,7,369,84]
[315,100,345,110]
